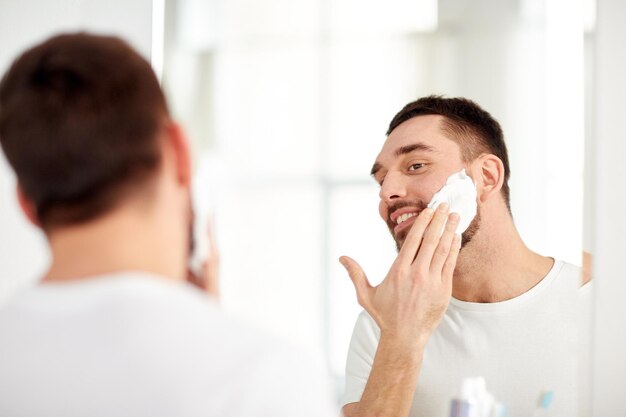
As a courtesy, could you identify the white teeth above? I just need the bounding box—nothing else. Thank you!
[396,212,417,225]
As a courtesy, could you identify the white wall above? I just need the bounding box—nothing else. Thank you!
[0,0,154,305]
[590,0,626,415]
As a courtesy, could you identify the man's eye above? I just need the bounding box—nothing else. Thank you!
[408,163,424,171]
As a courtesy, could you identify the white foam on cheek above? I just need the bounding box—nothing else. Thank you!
[427,169,478,235]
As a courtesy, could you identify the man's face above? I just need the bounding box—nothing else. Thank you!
[372,115,474,250]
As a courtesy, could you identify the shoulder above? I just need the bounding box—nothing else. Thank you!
[109,276,339,415]
[110,276,280,353]
[549,260,593,313]
[553,259,591,289]
[0,274,338,416]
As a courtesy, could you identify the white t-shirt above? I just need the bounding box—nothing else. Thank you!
[0,272,337,417]
[343,260,591,417]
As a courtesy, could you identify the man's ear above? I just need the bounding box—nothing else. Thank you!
[16,185,41,228]
[473,154,505,204]
[163,121,192,187]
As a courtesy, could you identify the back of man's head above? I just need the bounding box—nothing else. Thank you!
[0,33,169,230]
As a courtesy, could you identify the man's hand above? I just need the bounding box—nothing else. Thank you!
[340,203,461,417]
[340,203,461,346]
[187,218,220,300]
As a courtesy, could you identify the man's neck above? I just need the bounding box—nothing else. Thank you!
[43,204,186,284]
[452,211,554,303]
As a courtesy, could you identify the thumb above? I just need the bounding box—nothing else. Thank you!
[339,256,372,309]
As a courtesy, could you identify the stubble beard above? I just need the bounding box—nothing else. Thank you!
[385,199,428,252]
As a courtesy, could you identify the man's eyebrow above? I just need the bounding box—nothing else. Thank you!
[370,142,436,177]
[394,142,436,157]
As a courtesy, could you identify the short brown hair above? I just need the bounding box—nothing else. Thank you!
[0,33,169,229]
[387,95,511,210]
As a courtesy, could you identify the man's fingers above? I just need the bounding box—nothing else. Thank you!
[429,212,460,273]
[339,256,372,309]
[397,207,434,265]
[203,216,220,299]
[202,261,220,299]
[413,203,451,267]
[207,216,219,261]
[441,234,462,285]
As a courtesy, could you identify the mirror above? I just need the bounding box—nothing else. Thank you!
[162,0,592,408]
[0,0,597,415]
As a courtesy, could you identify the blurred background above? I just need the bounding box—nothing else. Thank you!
[1,0,625,414]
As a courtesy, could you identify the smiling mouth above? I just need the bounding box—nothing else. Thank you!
[395,212,418,225]
[391,211,420,235]
[387,201,428,239]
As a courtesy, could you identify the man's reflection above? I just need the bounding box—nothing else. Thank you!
[340,96,590,417]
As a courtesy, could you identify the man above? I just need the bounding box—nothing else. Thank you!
[0,33,336,417]
[340,96,589,417]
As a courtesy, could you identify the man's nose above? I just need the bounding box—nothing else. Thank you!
[379,171,407,202]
